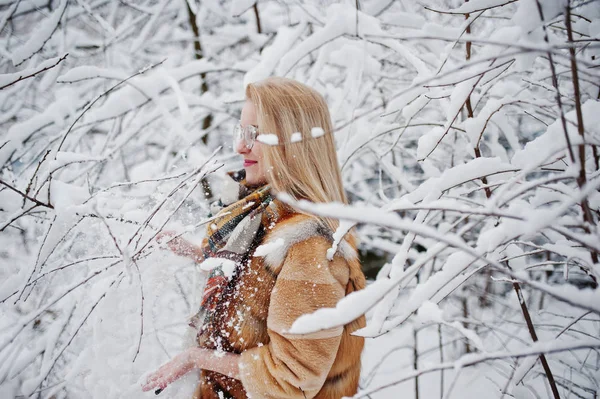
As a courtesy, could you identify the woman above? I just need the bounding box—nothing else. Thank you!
[143,77,366,399]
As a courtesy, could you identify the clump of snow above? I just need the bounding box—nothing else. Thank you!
[290,132,302,143]
[288,278,395,334]
[256,134,279,145]
[11,0,68,65]
[244,24,306,87]
[276,4,384,76]
[415,300,444,324]
[253,238,284,257]
[0,87,78,167]
[199,257,237,278]
[401,95,429,121]
[447,77,478,121]
[384,88,426,116]
[401,157,515,204]
[416,127,445,160]
[512,0,568,37]
[310,127,325,138]
[50,180,90,209]
[512,100,600,168]
[83,59,221,125]
[464,98,512,146]
[326,220,355,261]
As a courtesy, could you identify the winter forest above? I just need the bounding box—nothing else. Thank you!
[1,0,600,398]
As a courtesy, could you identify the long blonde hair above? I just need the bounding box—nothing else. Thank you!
[245,77,348,232]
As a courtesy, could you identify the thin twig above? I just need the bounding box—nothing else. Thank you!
[565,2,598,265]
[355,339,600,398]
[0,54,68,90]
[0,179,54,209]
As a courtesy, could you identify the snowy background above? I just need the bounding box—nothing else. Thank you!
[1,0,600,398]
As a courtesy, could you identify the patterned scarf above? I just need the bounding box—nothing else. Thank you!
[189,172,279,330]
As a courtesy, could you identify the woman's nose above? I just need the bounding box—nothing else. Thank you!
[235,138,249,154]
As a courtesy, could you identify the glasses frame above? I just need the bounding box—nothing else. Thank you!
[233,123,259,150]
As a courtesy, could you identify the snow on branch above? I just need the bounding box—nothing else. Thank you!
[0,54,68,90]
[2,0,600,397]
[11,0,68,66]
[355,338,600,398]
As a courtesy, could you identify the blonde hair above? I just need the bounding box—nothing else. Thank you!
[245,77,348,232]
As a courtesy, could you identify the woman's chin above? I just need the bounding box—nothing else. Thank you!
[244,174,258,185]
[245,174,267,187]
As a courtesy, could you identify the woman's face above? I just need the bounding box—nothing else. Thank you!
[236,100,267,186]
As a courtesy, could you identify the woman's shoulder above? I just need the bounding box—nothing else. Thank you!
[259,211,360,279]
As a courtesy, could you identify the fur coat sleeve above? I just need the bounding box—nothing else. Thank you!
[238,224,356,399]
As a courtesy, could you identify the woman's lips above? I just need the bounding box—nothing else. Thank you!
[244,160,258,167]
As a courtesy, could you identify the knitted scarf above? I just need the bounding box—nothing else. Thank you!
[190,172,279,331]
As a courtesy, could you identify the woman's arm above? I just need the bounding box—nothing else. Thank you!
[141,348,239,392]
[156,231,204,263]
[238,235,347,399]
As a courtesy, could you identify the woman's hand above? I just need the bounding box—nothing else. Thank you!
[142,348,240,393]
[156,231,203,263]
[142,350,194,392]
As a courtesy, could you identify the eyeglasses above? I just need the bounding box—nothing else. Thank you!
[233,123,259,150]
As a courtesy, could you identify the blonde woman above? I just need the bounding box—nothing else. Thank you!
[143,77,366,399]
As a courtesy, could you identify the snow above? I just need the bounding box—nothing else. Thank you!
[290,132,302,143]
[57,65,126,82]
[255,133,279,145]
[401,94,429,121]
[199,257,237,279]
[450,0,513,14]
[48,151,103,172]
[11,0,68,66]
[464,97,513,146]
[0,87,78,167]
[416,127,445,161]
[288,278,394,334]
[512,100,600,168]
[399,157,516,205]
[543,241,594,267]
[276,4,384,76]
[244,24,306,87]
[84,60,224,125]
[447,77,478,121]
[310,127,325,138]
[0,55,66,87]
[253,238,284,257]
[512,0,569,36]
[379,11,426,29]
[3,1,600,397]
[49,181,90,210]
[129,0,169,54]
[230,0,256,17]
[327,220,354,261]
[415,300,444,323]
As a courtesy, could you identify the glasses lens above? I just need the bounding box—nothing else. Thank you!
[233,124,258,150]
[233,124,242,149]
[245,125,257,149]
